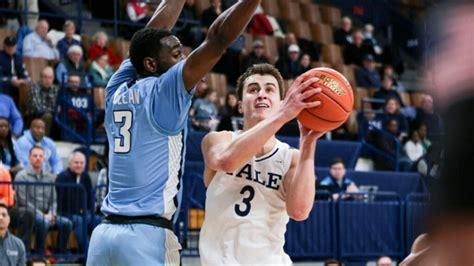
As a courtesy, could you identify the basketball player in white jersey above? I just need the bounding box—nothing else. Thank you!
[199,64,323,265]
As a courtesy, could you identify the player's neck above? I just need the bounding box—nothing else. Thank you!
[255,137,277,158]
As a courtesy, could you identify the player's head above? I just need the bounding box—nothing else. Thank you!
[236,64,284,123]
[329,158,346,181]
[130,28,184,77]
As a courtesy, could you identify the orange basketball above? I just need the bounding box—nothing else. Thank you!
[297,67,354,132]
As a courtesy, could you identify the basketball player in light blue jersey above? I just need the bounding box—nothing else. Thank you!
[87,0,262,265]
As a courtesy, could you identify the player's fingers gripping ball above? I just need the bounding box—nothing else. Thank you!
[297,67,354,132]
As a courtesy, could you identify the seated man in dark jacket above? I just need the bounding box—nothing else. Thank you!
[318,158,358,201]
[56,151,96,253]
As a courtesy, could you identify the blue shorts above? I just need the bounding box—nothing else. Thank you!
[86,223,181,266]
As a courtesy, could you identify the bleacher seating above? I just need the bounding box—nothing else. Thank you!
[320,5,342,27]
[278,0,303,21]
[311,22,334,45]
[300,3,322,24]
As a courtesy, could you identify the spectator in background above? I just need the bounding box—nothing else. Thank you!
[356,54,381,89]
[0,36,30,103]
[15,146,72,255]
[201,0,223,35]
[22,20,59,60]
[89,53,113,110]
[279,32,320,63]
[62,75,93,133]
[417,124,431,152]
[343,29,375,66]
[376,97,409,138]
[88,31,121,66]
[381,65,404,91]
[319,158,358,201]
[373,75,404,109]
[334,16,353,46]
[377,256,393,266]
[248,6,273,36]
[374,118,400,170]
[278,32,298,60]
[176,0,202,48]
[300,54,312,73]
[414,94,443,137]
[276,44,303,80]
[56,20,81,59]
[404,130,424,163]
[127,0,151,24]
[56,151,94,254]
[27,66,58,135]
[0,203,26,265]
[55,45,91,88]
[0,167,15,207]
[190,88,219,132]
[241,40,269,73]
[0,93,23,138]
[363,24,383,55]
[0,117,22,177]
[16,118,63,175]
[217,91,241,131]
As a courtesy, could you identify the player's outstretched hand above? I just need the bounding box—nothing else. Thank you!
[279,74,321,122]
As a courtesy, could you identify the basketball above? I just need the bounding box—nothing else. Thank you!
[297,67,354,132]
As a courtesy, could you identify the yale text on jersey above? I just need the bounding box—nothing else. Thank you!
[227,163,282,191]
[113,89,141,105]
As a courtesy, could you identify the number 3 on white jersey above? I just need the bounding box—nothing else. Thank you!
[113,110,133,153]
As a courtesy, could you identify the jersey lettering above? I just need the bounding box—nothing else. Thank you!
[230,163,283,191]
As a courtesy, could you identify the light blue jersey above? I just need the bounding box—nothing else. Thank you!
[101,58,194,221]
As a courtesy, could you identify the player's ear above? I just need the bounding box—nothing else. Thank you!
[143,57,158,74]
[238,101,243,114]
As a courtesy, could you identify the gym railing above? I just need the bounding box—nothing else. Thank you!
[0,181,89,262]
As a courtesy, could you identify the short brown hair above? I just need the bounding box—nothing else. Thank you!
[236,64,285,101]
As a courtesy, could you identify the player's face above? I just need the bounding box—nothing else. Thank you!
[240,74,281,122]
[155,36,184,75]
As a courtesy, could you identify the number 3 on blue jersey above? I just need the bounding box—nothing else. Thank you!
[113,110,133,153]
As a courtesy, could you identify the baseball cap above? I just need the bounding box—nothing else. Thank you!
[253,40,264,48]
[3,36,17,46]
[288,44,300,53]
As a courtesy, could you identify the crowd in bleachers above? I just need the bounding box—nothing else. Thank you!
[0,0,443,263]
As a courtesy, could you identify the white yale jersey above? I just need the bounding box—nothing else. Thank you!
[200,134,295,265]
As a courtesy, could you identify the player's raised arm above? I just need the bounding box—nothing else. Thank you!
[283,124,323,221]
[182,0,261,90]
[146,0,186,30]
[202,75,321,175]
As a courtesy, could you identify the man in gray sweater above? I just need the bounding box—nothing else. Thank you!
[15,146,72,256]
